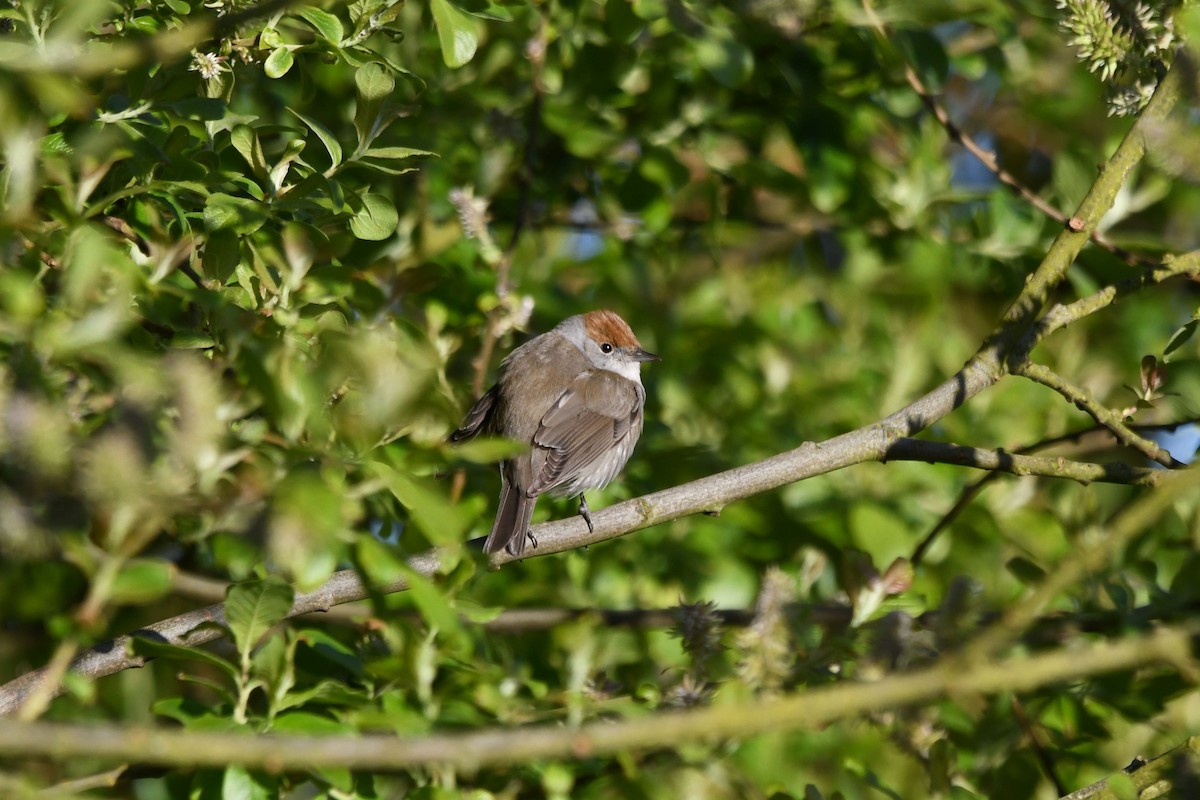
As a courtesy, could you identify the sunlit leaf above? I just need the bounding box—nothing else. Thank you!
[430,0,479,68]
[348,192,398,240]
[294,7,344,43]
[225,579,295,661]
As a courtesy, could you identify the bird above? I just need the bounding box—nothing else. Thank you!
[450,310,659,557]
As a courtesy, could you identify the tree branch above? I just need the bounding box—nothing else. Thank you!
[1021,249,1200,355]
[1012,361,1182,468]
[0,623,1192,770]
[883,438,1164,486]
[911,418,1200,565]
[1060,737,1200,800]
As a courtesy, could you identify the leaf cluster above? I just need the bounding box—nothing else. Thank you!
[0,0,1198,798]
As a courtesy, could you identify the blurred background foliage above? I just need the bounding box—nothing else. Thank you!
[0,0,1198,797]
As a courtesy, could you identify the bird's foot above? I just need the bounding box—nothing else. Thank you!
[578,495,594,533]
[506,529,537,557]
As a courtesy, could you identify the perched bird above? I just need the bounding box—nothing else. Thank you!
[450,310,659,557]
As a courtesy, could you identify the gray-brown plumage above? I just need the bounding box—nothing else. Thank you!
[450,310,659,557]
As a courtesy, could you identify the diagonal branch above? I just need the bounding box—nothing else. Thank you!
[1029,249,1200,348]
[0,352,1002,716]
[1012,361,1182,468]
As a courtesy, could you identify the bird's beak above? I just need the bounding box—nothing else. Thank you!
[631,347,661,362]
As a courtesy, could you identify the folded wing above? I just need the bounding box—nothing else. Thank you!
[528,370,645,497]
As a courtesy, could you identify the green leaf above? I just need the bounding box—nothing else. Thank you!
[267,471,350,590]
[129,634,239,681]
[203,193,269,234]
[694,29,753,88]
[356,534,408,586]
[294,7,344,44]
[287,108,343,168]
[230,124,268,180]
[349,192,398,240]
[264,47,294,79]
[464,2,513,21]
[276,679,369,712]
[152,696,235,727]
[360,146,435,161]
[170,331,216,349]
[353,62,395,149]
[401,565,471,651]
[222,765,274,800]
[368,460,469,545]
[354,61,394,104]
[1007,557,1047,586]
[225,578,295,660]
[348,160,420,176]
[430,0,479,68]
[271,711,351,735]
[109,558,175,605]
[251,629,293,700]
[295,628,365,677]
[447,436,527,464]
[1164,318,1198,359]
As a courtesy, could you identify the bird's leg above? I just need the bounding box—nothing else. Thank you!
[577,495,594,533]
[508,529,538,557]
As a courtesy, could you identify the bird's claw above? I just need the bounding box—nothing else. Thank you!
[578,496,594,533]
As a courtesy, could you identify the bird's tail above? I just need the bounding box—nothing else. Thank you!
[484,476,538,557]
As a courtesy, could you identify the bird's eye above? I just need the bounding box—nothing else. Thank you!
[600,342,614,354]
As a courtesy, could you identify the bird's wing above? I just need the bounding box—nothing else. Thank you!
[528,370,644,496]
[448,384,499,442]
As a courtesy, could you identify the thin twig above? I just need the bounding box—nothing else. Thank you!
[1012,695,1067,796]
[1029,249,1200,348]
[883,438,1163,485]
[40,765,128,796]
[449,24,546,502]
[911,418,1200,565]
[861,0,1156,266]
[1012,361,1182,468]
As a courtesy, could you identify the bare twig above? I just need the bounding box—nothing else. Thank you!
[883,438,1164,485]
[861,0,1156,266]
[1012,362,1182,468]
[1030,249,1200,347]
[911,418,1200,565]
[1013,695,1067,796]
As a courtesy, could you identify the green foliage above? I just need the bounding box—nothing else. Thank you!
[0,0,1198,798]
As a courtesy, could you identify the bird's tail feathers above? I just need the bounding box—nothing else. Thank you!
[484,478,537,557]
